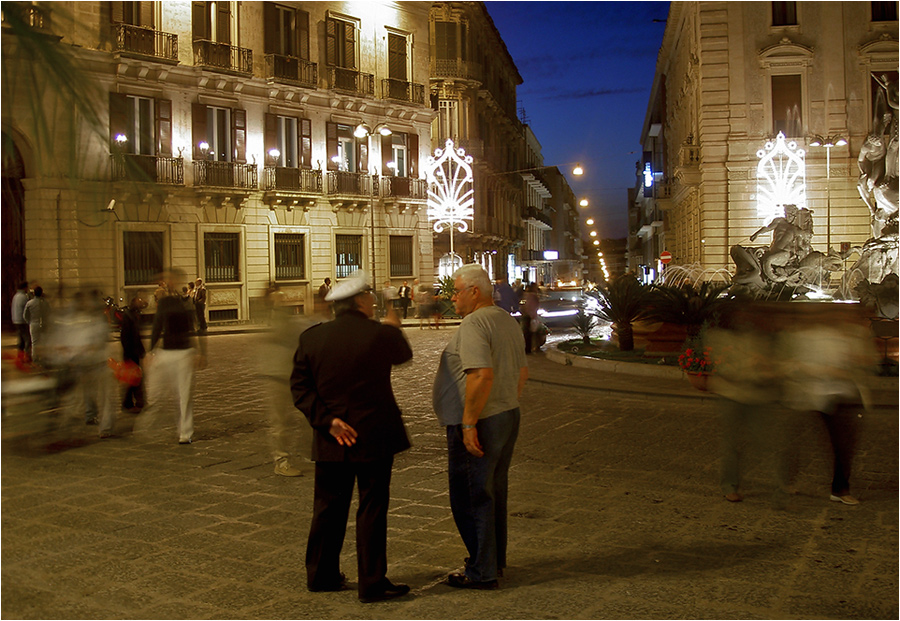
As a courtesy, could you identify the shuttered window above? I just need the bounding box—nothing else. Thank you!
[389,236,413,277]
[335,234,363,279]
[325,16,356,69]
[123,231,164,286]
[388,32,407,81]
[204,232,240,282]
[274,233,305,281]
[434,21,455,61]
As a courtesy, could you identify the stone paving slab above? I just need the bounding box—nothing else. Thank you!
[2,329,898,619]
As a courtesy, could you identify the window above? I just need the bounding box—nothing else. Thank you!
[192,103,246,161]
[335,234,363,278]
[387,32,408,82]
[325,16,356,69]
[204,232,240,282]
[264,3,309,59]
[326,122,367,172]
[438,100,459,140]
[123,231,163,285]
[771,74,802,136]
[771,1,797,26]
[192,0,231,43]
[872,1,898,21]
[109,93,172,156]
[111,1,153,27]
[265,114,311,169]
[434,21,467,61]
[381,131,418,178]
[274,233,305,280]
[389,236,413,277]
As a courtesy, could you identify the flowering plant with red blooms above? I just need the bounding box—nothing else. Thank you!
[678,345,718,374]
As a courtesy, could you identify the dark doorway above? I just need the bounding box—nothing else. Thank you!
[2,134,27,329]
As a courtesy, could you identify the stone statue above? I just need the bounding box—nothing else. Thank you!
[730,205,840,296]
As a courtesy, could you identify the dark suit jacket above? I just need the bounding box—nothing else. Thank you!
[290,310,413,462]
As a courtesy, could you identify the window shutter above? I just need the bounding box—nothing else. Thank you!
[326,122,338,171]
[300,118,312,169]
[344,22,356,69]
[263,2,276,55]
[381,134,392,175]
[156,99,172,157]
[111,1,124,23]
[388,33,407,81]
[408,132,418,178]
[357,138,368,174]
[192,1,208,40]
[109,92,129,148]
[264,113,277,160]
[460,23,468,62]
[233,108,246,162]
[139,1,154,28]
[298,10,309,60]
[325,17,336,66]
[192,102,208,159]
[216,1,231,44]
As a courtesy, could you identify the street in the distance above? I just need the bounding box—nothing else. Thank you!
[2,329,897,619]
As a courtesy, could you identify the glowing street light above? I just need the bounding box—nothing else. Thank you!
[592,240,600,246]
[808,134,847,250]
[586,218,594,226]
[590,231,598,237]
[579,198,589,207]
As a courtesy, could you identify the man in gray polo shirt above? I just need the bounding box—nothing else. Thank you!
[433,264,528,590]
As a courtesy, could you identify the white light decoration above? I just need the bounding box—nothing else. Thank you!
[426,139,474,257]
[643,163,653,188]
[756,132,806,223]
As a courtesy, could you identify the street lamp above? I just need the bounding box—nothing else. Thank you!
[579,198,589,207]
[809,134,847,251]
[585,218,594,226]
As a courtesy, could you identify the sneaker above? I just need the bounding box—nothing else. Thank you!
[830,494,859,506]
[274,462,303,477]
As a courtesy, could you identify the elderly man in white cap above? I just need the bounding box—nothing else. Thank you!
[290,269,412,604]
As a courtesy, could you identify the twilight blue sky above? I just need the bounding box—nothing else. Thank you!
[483,1,670,238]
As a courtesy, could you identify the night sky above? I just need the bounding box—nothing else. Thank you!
[484,1,670,239]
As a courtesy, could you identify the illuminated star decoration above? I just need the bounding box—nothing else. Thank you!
[756,131,806,223]
[425,139,474,235]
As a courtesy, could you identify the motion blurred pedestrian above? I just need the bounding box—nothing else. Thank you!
[120,294,147,413]
[11,282,32,367]
[23,286,50,367]
[193,278,208,333]
[291,269,412,603]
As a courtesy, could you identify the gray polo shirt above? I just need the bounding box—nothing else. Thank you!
[432,304,527,426]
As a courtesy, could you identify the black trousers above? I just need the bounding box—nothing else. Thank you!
[306,457,394,597]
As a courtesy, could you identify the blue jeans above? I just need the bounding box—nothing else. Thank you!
[447,408,520,582]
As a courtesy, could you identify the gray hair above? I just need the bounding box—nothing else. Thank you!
[452,264,492,299]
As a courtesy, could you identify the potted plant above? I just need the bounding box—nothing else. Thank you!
[585,275,648,351]
[641,281,732,355]
[436,276,458,317]
[678,341,719,391]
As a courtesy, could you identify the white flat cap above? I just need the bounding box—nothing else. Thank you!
[325,269,372,301]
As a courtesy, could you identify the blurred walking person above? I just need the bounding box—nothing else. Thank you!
[23,286,51,367]
[120,294,147,413]
[11,282,32,368]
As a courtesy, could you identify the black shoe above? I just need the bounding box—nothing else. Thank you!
[446,572,498,590]
[308,574,349,593]
[359,581,410,603]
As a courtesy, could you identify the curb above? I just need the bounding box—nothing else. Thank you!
[545,345,686,380]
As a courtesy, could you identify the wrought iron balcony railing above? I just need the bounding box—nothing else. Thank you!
[327,67,374,96]
[431,58,481,81]
[193,40,252,74]
[193,160,257,189]
[264,54,317,88]
[326,171,373,196]
[381,79,426,105]
[380,176,427,199]
[263,167,323,193]
[112,24,178,61]
[110,154,184,185]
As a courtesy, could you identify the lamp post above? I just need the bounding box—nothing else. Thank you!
[809,135,846,251]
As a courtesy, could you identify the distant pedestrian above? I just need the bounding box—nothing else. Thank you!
[416,283,434,329]
[521,283,540,354]
[23,286,51,366]
[291,269,412,603]
[11,282,32,366]
[145,270,206,444]
[381,280,398,317]
[397,281,412,319]
[193,278,208,332]
[315,278,332,316]
[493,278,518,314]
[432,264,528,590]
[120,294,147,413]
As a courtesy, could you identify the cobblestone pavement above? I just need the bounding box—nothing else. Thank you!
[2,327,898,620]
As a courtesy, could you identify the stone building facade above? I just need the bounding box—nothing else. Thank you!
[631,1,898,281]
[2,1,434,321]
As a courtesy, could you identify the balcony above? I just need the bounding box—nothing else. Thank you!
[380,176,427,199]
[263,167,322,193]
[193,160,257,189]
[327,171,373,196]
[524,206,552,229]
[193,40,252,75]
[110,154,184,185]
[112,24,178,62]
[431,58,481,81]
[381,79,426,105]
[265,54,317,88]
[675,143,701,186]
[327,67,374,97]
